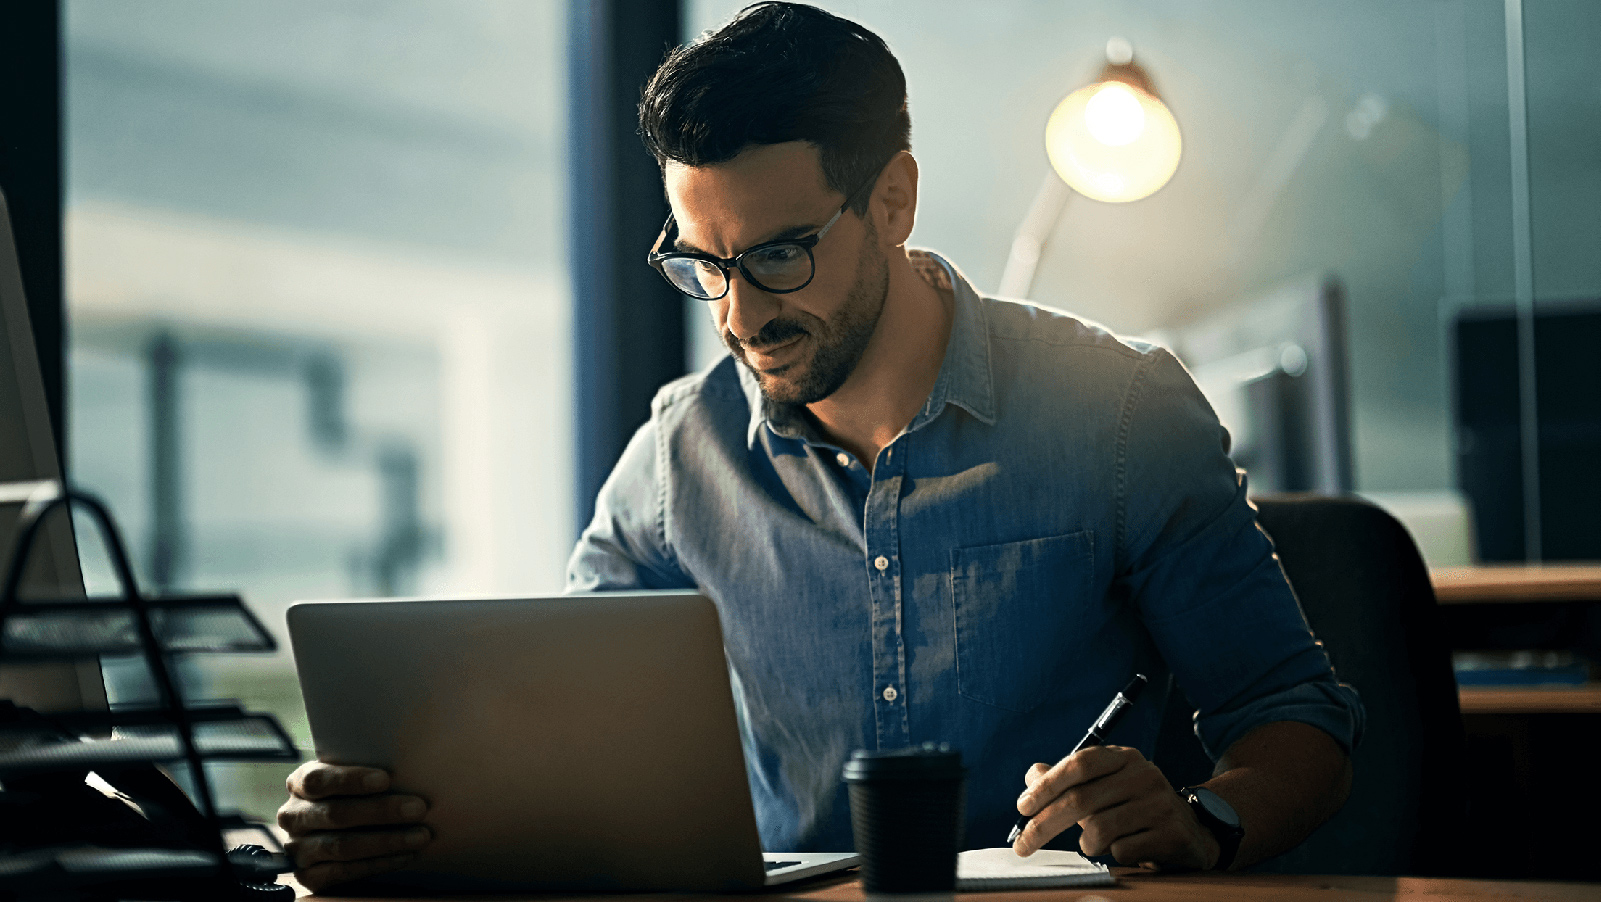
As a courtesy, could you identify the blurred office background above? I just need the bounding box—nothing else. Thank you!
[36,0,1600,823]
[61,0,571,818]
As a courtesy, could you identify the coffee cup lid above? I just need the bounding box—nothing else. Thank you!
[842,743,965,781]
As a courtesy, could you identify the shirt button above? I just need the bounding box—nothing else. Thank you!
[836,452,851,467]
[882,686,898,702]
[874,555,889,571]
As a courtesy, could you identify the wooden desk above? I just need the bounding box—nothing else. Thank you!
[299,870,1601,901]
[1431,563,1601,604]
[1427,564,1601,879]
[1457,683,1601,714]
[1430,563,1601,715]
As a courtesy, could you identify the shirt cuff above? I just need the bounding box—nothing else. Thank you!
[1195,677,1366,760]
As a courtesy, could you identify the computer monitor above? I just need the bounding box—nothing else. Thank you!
[1454,300,1601,562]
[0,186,105,712]
[1161,275,1354,497]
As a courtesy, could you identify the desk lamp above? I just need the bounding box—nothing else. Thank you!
[998,38,1183,298]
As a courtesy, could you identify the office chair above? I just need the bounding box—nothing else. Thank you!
[1151,494,1467,876]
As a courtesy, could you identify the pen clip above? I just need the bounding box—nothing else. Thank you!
[1091,695,1127,734]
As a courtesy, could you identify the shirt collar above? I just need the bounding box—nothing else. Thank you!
[740,248,996,451]
[908,249,996,430]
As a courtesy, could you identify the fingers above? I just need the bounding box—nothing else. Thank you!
[278,761,433,892]
[1077,792,1171,858]
[1013,745,1219,870]
[287,825,432,869]
[1017,746,1134,817]
[294,851,420,894]
[1015,765,1142,856]
[277,792,428,836]
[1015,747,1178,858]
[286,760,390,800]
[1103,805,1215,872]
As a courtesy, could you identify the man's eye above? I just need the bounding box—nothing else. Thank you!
[751,244,805,265]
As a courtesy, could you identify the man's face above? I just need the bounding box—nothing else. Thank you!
[663,142,888,404]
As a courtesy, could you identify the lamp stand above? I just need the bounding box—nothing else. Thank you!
[997,172,1073,299]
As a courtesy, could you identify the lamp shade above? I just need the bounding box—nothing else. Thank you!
[1044,57,1182,203]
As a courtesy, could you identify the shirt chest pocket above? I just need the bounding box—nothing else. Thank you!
[950,531,1095,713]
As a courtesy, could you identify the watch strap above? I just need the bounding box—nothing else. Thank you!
[1180,786,1244,871]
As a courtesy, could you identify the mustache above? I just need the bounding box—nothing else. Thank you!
[734,319,810,351]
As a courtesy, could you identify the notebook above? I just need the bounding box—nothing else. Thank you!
[956,847,1115,890]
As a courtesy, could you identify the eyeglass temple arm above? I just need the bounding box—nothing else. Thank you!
[649,214,676,258]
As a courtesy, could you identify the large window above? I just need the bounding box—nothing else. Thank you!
[65,0,570,821]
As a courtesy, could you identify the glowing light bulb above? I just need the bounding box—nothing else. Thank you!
[1084,83,1145,146]
[1044,77,1182,203]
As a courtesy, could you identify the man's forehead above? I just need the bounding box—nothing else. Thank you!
[664,142,835,254]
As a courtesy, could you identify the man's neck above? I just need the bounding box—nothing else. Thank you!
[805,249,953,471]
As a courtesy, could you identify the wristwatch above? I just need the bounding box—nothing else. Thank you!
[1180,786,1245,870]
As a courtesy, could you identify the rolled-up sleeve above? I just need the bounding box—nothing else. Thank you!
[1116,349,1365,759]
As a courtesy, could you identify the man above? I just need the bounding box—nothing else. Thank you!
[278,3,1363,892]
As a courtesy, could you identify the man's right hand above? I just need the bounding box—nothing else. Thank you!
[277,761,432,893]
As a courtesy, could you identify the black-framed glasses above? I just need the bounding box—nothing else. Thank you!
[646,165,883,301]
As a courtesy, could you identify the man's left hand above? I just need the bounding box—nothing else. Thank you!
[1012,745,1219,870]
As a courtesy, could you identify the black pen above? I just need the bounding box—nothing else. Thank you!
[1006,673,1148,846]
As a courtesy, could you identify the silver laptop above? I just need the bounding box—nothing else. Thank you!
[288,591,858,892]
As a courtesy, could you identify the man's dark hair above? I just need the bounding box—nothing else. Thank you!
[639,2,910,214]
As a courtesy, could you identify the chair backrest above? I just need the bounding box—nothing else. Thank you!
[1152,494,1466,876]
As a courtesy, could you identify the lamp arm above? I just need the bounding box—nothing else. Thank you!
[997,172,1073,299]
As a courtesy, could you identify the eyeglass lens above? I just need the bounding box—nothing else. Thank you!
[661,242,814,299]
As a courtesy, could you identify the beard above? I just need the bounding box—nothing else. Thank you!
[723,229,890,405]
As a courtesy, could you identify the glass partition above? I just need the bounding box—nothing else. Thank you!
[688,0,1598,565]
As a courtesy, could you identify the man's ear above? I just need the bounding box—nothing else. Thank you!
[872,151,918,248]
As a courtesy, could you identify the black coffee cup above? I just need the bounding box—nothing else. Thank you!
[842,743,965,895]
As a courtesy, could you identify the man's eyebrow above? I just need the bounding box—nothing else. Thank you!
[672,223,821,256]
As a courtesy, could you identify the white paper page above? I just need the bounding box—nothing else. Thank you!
[956,847,1114,889]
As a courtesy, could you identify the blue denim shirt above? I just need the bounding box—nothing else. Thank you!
[567,250,1363,853]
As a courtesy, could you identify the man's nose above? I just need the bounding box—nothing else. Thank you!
[724,270,778,343]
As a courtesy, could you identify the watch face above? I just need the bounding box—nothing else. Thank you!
[1191,788,1242,828]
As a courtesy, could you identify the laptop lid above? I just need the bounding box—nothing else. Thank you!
[288,591,776,892]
